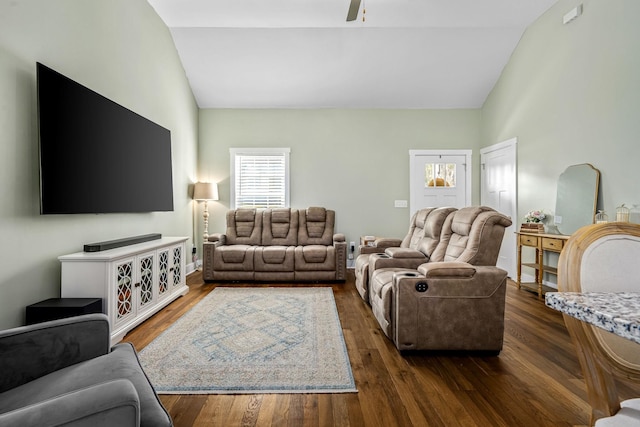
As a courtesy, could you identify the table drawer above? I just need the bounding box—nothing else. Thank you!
[520,235,539,247]
[542,237,565,251]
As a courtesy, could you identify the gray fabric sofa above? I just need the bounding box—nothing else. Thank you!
[203,207,347,282]
[355,206,513,353]
[0,314,171,427]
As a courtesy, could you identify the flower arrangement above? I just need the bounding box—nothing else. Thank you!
[524,210,546,223]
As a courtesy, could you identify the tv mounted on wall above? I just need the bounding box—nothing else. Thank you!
[37,62,174,214]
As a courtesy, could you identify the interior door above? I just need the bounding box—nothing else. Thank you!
[409,150,471,215]
[480,138,517,278]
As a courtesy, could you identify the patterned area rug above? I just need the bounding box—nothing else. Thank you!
[139,287,357,394]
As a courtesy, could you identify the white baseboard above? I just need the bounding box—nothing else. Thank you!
[186,262,196,275]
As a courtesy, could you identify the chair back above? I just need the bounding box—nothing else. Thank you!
[262,208,298,246]
[298,207,334,246]
[400,208,436,249]
[431,206,512,265]
[558,223,640,424]
[226,208,263,245]
[415,207,457,259]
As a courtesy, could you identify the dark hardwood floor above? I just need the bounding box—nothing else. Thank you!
[124,270,640,426]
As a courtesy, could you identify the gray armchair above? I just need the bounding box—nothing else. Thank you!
[0,314,172,427]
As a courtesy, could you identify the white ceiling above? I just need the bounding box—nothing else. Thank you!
[148,0,558,109]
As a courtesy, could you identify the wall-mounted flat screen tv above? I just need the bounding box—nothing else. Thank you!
[37,62,174,214]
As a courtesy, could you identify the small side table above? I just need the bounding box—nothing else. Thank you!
[26,298,103,325]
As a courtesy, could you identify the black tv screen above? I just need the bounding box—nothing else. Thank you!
[37,62,174,214]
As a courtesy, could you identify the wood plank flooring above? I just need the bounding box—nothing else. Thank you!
[124,271,640,426]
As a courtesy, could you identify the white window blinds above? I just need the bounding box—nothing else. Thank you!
[230,148,290,208]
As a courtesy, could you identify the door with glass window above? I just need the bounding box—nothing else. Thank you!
[409,150,471,214]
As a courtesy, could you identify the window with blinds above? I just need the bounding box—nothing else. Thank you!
[230,148,290,209]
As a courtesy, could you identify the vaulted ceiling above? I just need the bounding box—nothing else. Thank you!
[148,0,558,109]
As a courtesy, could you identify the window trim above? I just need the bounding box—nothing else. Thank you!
[229,147,291,209]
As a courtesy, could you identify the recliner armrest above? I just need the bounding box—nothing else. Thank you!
[0,314,110,393]
[417,261,476,278]
[333,233,345,243]
[384,247,427,259]
[207,233,226,244]
[359,246,384,255]
[373,238,403,248]
[0,379,140,427]
[391,265,508,351]
[368,249,429,275]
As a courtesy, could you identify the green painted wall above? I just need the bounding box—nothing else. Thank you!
[198,108,481,252]
[482,0,640,225]
[2,0,638,328]
[0,0,198,328]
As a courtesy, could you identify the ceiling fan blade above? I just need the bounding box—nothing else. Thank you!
[346,0,361,21]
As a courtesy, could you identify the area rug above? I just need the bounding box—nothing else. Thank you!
[139,287,357,394]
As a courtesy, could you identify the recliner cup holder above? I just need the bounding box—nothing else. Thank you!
[378,254,390,258]
[400,272,419,277]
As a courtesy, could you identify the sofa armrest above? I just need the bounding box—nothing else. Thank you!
[333,234,347,281]
[391,265,508,351]
[0,379,140,427]
[417,261,476,278]
[384,247,427,259]
[374,238,403,248]
[369,248,428,273]
[207,233,226,244]
[0,313,110,393]
[358,238,403,255]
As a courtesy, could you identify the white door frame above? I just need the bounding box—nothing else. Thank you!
[409,149,472,216]
[480,138,517,277]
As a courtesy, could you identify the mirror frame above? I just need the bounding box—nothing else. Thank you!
[555,163,600,235]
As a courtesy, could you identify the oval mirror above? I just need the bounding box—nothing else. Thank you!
[555,163,600,235]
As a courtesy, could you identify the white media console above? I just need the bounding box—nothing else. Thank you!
[59,236,189,345]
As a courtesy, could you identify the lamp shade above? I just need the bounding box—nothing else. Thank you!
[193,182,219,201]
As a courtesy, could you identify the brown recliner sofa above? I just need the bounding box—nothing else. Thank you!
[359,206,512,353]
[203,207,347,282]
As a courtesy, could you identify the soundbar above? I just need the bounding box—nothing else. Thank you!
[84,233,162,252]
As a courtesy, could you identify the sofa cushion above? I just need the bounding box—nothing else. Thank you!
[259,246,288,264]
[298,208,335,245]
[300,245,328,263]
[416,207,457,259]
[400,208,435,249]
[219,245,252,263]
[226,209,262,245]
[0,343,171,427]
[433,207,512,264]
[254,246,295,273]
[262,208,298,246]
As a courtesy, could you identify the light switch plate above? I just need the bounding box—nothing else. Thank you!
[394,200,408,208]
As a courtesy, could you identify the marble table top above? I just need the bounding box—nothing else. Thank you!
[545,292,640,345]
